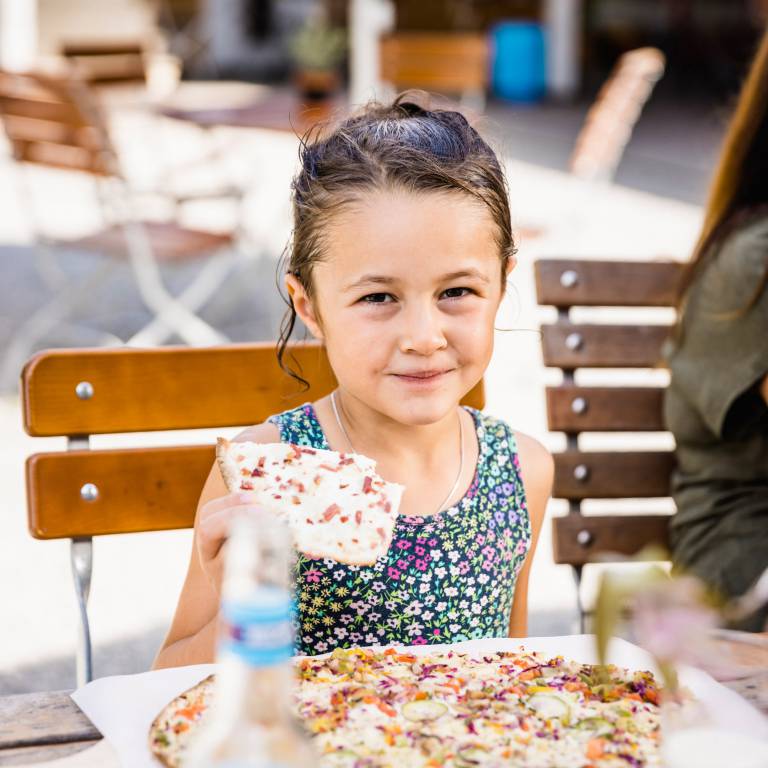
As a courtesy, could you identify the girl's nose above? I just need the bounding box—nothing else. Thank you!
[399,304,448,355]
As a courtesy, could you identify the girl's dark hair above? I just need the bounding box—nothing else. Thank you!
[276,93,515,388]
[677,27,768,312]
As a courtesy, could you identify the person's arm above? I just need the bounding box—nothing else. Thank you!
[507,432,553,638]
[666,221,768,438]
[761,374,768,406]
[153,421,280,669]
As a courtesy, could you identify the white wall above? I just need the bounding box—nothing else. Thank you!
[37,0,157,54]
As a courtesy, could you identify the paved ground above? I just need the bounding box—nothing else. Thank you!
[0,89,709,693]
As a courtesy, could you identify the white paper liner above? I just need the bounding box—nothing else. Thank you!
[72,635,768,768]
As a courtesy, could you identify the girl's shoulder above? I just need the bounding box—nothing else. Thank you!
[233,420,281,444]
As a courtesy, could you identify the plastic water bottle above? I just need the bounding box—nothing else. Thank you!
[185,513,316,768]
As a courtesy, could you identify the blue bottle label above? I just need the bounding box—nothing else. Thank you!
[220,587,294,666]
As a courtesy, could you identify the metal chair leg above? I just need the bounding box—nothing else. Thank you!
[573,564,587,634]
[0,260,118,389]
[71,537,94,686]
[126,246,237,348]
[120,220,229,346]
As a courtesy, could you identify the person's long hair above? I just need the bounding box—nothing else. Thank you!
[678,26,768,310]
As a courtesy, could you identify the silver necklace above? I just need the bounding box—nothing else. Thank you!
[330,390,465,515]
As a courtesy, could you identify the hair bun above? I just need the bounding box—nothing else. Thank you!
[395,101,431,119]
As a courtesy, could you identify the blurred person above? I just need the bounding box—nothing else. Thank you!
[664,27,768,631]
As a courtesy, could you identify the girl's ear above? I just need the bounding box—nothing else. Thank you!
[505,254,518,276]
[285,273,323,340]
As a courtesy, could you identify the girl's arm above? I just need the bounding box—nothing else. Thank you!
[153,421,280,669]
[507,432,553,638]
[761,374,768,405]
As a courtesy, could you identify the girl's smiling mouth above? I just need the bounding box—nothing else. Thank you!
[391,369,454,384]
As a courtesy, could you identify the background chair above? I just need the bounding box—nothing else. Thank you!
[569,47,666,183]
[0,69,248,388]
[535,257,683,630]
[379,32,489,111]
[21,341,485,686]
[60,41,148,85]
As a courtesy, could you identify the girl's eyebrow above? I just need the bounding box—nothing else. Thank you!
[344,268,490,292]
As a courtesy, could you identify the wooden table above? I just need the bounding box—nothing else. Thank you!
[158,85,349,135]
[2,636,766,765]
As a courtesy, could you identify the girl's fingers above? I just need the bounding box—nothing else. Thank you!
[199,492,260,520]
[197,502,268,562]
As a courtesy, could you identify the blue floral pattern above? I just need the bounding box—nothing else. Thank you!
[268,404,530,655]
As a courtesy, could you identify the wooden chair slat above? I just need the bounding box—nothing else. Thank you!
[546,386,665,432]
[541,323,669,368]
[552,513,671,566]
[553,451,675,499]
[535,259,682,308]
[12,139,110,175]
[0,95,87,125]
[22,343,485,436]
[22,343,334,436]
[1,114,103,150]
[27,445,212,539]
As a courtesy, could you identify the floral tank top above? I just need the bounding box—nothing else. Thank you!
[268,404,531,656]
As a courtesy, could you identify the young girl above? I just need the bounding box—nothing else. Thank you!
[154,97,553,668]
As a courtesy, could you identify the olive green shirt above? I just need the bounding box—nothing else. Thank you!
[664,217,768,625]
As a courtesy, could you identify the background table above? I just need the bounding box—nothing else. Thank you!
[158,85,348,134]
[2,635,766,765]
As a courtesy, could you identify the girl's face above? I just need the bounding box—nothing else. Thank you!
[287,189,511,426]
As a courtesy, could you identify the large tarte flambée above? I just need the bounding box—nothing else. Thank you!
[150,646,663,767]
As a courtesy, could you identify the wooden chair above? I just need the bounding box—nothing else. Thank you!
[0,69,246,387]
[21,342,485,685]
[379,33,489,111]
[535,258,684,629]
[60,41,147,84]
[570,47,666,183]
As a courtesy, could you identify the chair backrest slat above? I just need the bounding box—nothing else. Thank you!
[535,259,682,308]
[553,514,671,566]
[27,445,211,539]
[546,386,665,432]
[23,343,336,436]
[553,450,674,499]
[541,323,668,368]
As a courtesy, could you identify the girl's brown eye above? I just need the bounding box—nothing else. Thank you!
[361,293,393,304]
[441,287,471,299]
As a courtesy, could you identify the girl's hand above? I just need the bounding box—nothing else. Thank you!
[196,492,265,595]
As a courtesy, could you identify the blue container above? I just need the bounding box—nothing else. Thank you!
[491,21,546,103]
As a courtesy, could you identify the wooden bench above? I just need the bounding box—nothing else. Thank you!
[21,342,485,684]
[535,258,683,628]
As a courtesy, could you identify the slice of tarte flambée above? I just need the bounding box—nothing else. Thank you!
[216,439,404,565]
